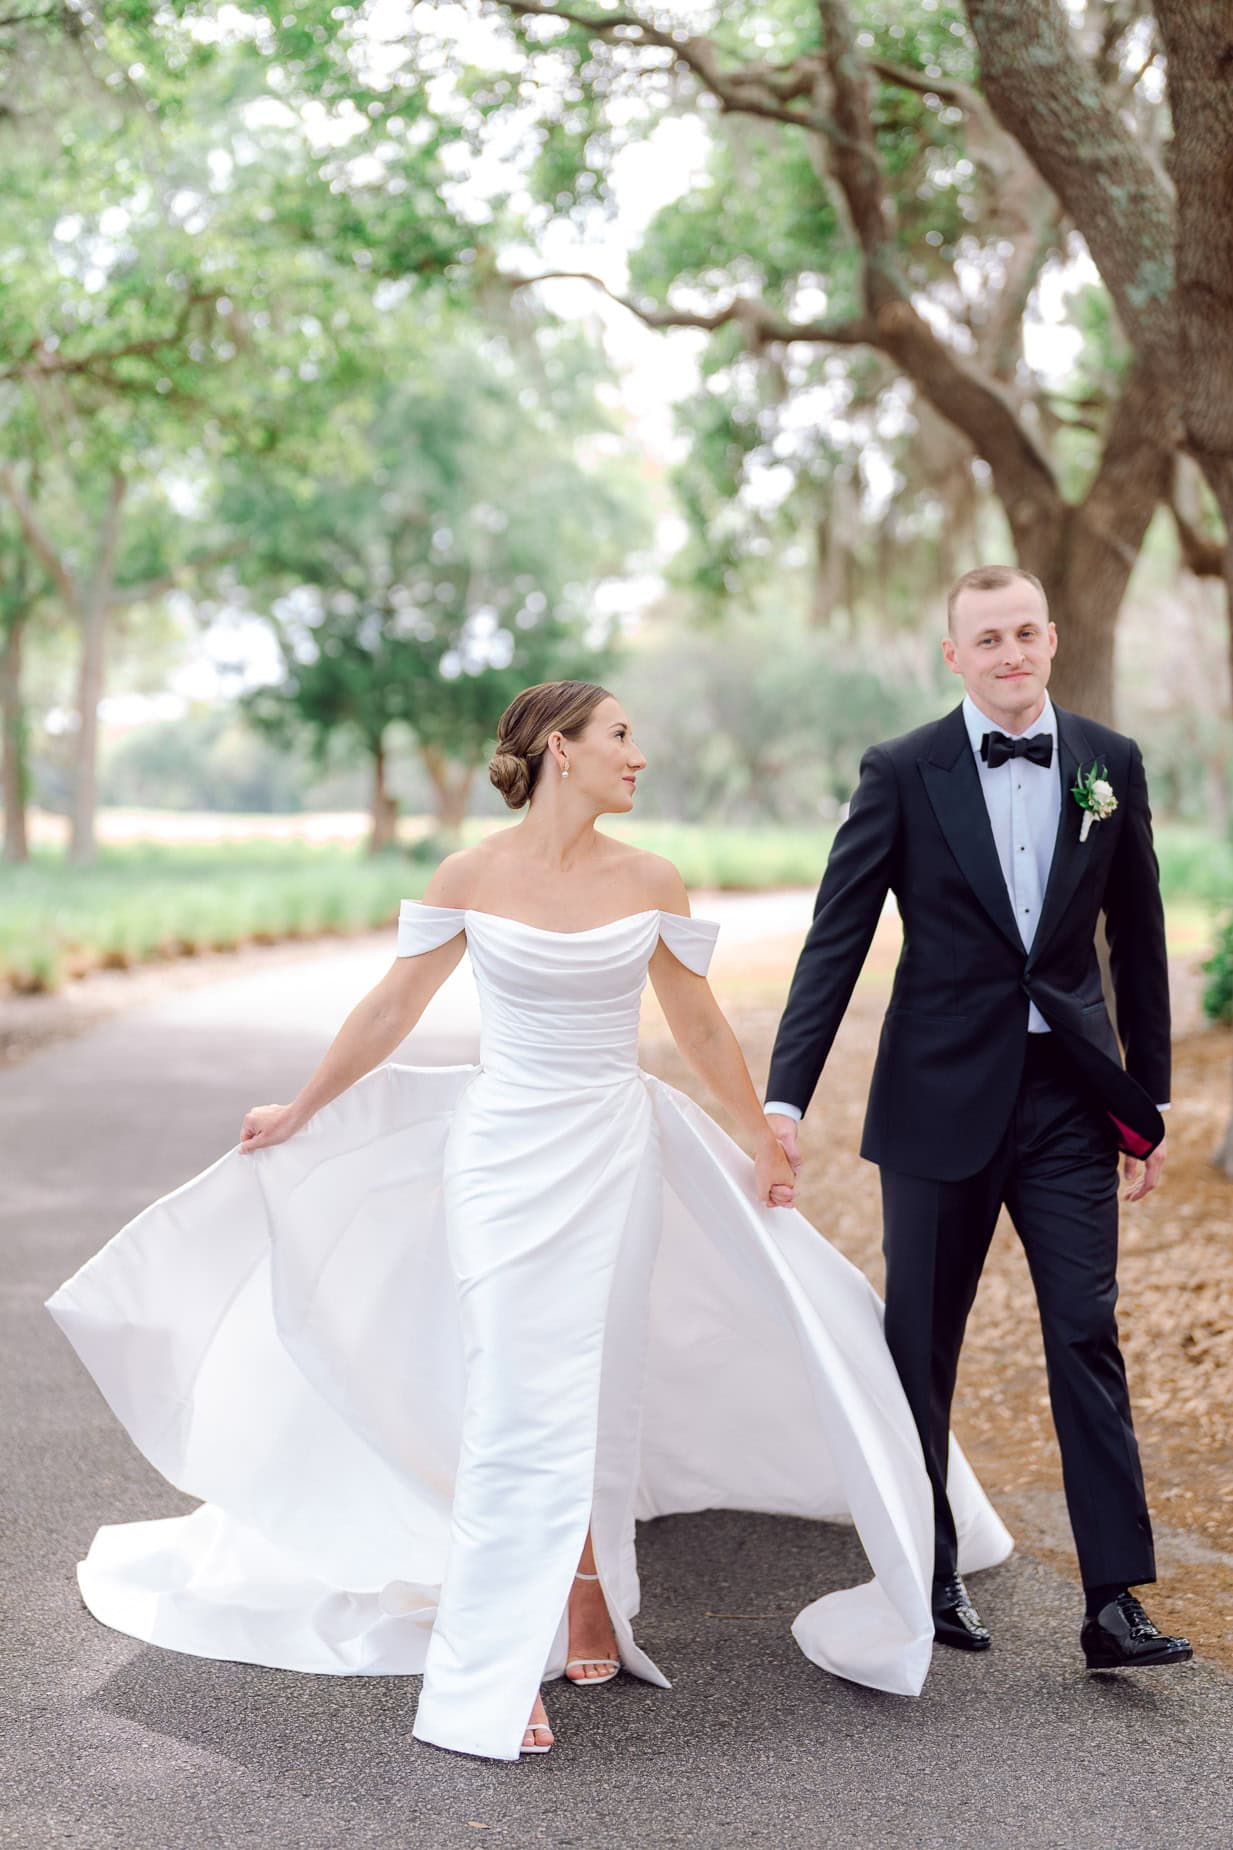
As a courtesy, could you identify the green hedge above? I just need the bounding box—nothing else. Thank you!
[0,842,429,994]
[1,820,1228,996]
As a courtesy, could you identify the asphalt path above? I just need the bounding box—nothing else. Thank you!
[3,903,1231,1849]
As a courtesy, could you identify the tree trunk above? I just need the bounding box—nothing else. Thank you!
[69,473,127,869]
[420,744,476,848]
[1012,364,1175,723]
[1155,0,1233,1177]
[1008,510,1126,723]
[1,610,29,863]
[69,592,110,868]
[368,736,399,854]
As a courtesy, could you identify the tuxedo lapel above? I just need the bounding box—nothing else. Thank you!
[1029,705,1096,963]
[918,705,1023,952]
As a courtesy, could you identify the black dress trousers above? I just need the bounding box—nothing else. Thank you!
[880,1035,1156,1590]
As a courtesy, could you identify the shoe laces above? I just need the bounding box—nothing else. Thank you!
[1114,1592,1158,1639]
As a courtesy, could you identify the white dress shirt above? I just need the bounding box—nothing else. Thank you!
[766,694,1060,1123]
[962,691,1058,1035]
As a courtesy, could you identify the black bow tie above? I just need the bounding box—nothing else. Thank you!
[981,730,1053,771]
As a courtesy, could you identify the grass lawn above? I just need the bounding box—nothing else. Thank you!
[1,816,1228,995]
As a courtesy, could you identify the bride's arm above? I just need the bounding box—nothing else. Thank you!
[645,871,797,1210]
[240,861,470,1152]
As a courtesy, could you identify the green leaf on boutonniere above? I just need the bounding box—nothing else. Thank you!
[1072,761,1118,842]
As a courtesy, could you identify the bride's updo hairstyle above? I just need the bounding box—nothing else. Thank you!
[488,680,613,810]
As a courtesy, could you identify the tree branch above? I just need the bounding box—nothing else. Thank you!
[867,45,1065,387]
[963,0,1176,376]
[867,53,989,120]
[0,290,218,386]
[508,264,1057,524]
[0,465,77,606]
[111,540,247,609]
[1076,359,1176,568]
[811,0,1058,521]
[1169,468,1226,577]
[503,4,1060,526]
[1117,33,1159,100]
[814,0,889,260]
[493,2,851,139]
[504,267,876,345]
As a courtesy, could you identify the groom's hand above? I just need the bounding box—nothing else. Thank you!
[1123,1135,1167,1203]
[766,1112,803,1174]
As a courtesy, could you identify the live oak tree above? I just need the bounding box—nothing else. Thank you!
[457,0,1175,719]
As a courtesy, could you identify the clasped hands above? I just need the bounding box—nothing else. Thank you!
[763,1111,803,1209]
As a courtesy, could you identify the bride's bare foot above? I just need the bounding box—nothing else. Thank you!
[566,1571,620,1685]
[522,1693,553,1754]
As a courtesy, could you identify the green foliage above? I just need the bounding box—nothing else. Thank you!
[603,819,835,889]
[233,312,650,785]
[1203,914,1233,1026]
[2,813,1222,994]
[1152,826,1233,909]
[0,840,430,991]
[100,703,332,813]
[619,613,949,823]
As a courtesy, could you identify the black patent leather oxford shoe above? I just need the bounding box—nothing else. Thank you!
[932,1574,991,1651]
[1082,1593,1193,1671]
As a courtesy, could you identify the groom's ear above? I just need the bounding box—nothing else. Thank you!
[1047,621,1058,657]
[941,635,960,675]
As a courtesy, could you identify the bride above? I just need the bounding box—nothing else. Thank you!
[46,679,1011,1762]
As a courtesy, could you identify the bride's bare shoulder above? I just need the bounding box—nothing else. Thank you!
[421,844,495,909]
[605,842,691,918]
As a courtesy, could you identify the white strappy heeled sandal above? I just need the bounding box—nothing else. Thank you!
[521,1724,553,1755]
[565,1571,621,1687]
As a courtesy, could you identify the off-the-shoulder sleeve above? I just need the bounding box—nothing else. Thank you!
[657,911,720,976]
[396,900,466,957]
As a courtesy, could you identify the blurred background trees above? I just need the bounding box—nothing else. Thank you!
[2,0,1229,849]
[0,0,1230,1165]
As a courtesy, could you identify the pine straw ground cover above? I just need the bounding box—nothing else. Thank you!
[641,912,1233,1671]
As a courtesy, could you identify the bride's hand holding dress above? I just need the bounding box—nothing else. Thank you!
[239,933,468,1153]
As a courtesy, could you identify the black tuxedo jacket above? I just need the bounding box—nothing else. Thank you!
[765,701,1170,1181]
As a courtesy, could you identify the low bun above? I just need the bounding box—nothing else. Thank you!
[489,680,614,811]
[488,749,532,810]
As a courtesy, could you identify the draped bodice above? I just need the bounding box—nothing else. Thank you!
[396,903,719,1092]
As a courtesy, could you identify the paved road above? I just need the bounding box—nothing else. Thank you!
[3,904,1231,1849]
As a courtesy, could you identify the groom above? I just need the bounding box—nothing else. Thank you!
[765,565,1191,1670]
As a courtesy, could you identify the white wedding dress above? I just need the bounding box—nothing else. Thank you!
[46,903,1011,1761]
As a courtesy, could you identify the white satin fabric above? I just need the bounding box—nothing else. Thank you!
[46,904,1011,1762]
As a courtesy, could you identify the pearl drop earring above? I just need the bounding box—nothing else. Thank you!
[561,760,570,779]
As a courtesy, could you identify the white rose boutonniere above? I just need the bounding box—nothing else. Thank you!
[1072,761,1118,842]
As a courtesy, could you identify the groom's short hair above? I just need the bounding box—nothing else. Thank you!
[947,565,1048,634]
